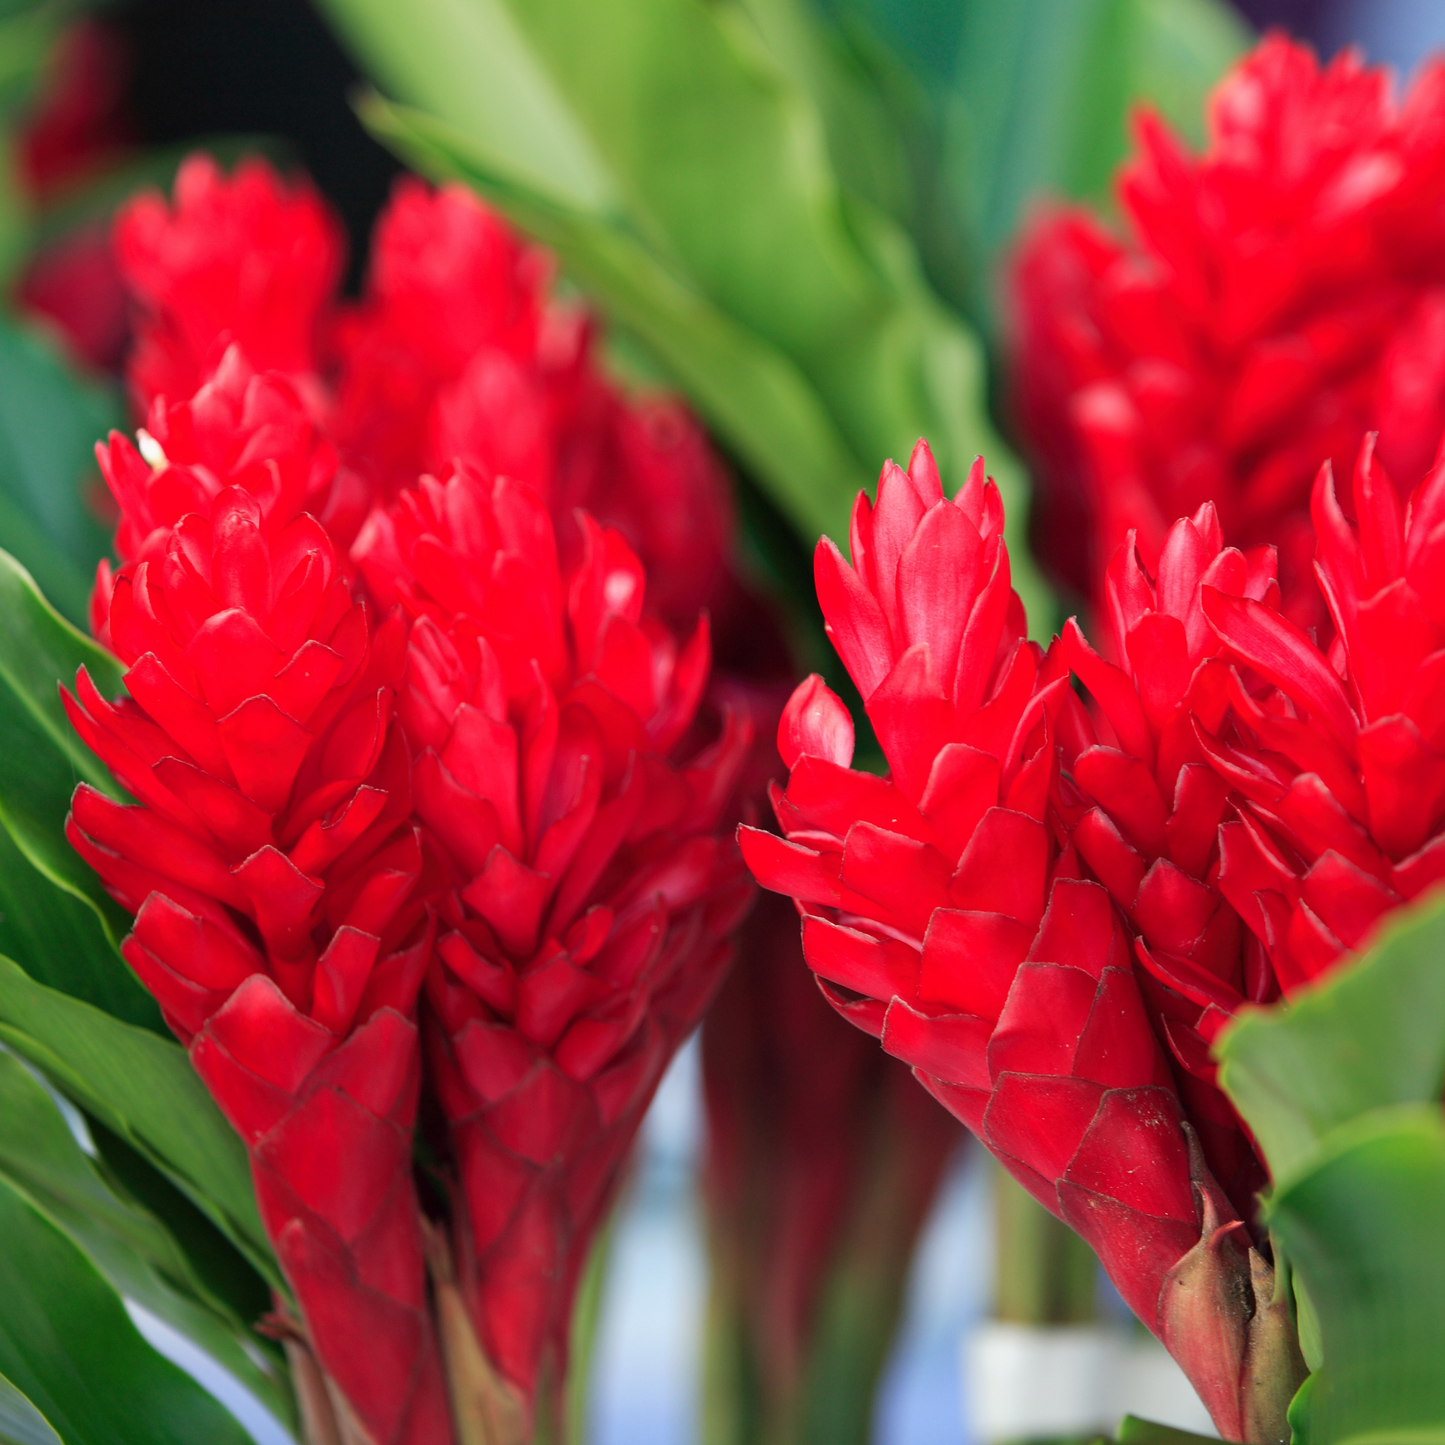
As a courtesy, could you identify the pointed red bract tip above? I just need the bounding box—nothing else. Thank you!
[778,674,853,771]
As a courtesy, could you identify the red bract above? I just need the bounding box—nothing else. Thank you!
[1059,506,1275,1213]
[741,441,1296,1440]
[116,154,344,410]
[1009,34,1445,630]
[1198,431,1445,991]
[64,407,452,1444]
[333,178,736,619]
[113,161,736,614]
[331,177,550,503]
[89,346,356,643]
[354,463,753,1421]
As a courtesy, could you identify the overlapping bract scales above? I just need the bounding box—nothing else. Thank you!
[117,154,344,409]
[1009,33,1445,628]
[354,462,753,1410]
[1197,431,1445,991]
[113,160,736,622]
[740,441,1292,1438]
[1059,507,1276,1212]
[64,373,452,1444]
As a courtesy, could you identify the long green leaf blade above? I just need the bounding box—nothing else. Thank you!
[0,1050,290,1426]
[0,1371,62,1445]
[0,956,275,1284]
[0,1173,252,1445]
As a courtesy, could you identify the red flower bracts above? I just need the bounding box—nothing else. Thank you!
[331,178,735,622]
[116,154,345,411]
[1009,34,1445,629]
[63,401,452,1444]
[112,161,736,617]
[1059,506,1275,1213]
[740,442,1296,1440]
[329,177,551,504]
[354,463,753,1419]
[1198,432,1445,991]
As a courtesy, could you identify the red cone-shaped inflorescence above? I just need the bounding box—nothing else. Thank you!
[329,176,551,503]
[116,154,345,411]
[1059,506,1276,1214]
[330,177,736,623]
[1009,33,1445,629]
[353,462,754,1417]
[113,161,736,621]
[1197,430,1445,991]
[740,441,1286,1437]
[63,392,453,1444]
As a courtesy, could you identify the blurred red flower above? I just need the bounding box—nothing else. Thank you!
[1009,34,1445,633]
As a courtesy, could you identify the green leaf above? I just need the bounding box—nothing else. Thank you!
[1116,1414,1219,1445]
[1216,893,1445,1182]
[1269,1107,1445,1445]
[946,0,1249,252]
[1216,896,1445,1444]
[0,1371,63,1445]
[0,548,158,1023]
[0,1171,252,1445]
[319,0,1057,633]
[0,318,120,628]
[0,955,278,1288]
[0,1050,292,1427]
[358,97,863,546]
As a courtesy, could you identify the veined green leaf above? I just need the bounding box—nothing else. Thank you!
[0,956,277,1287]
[0,1371,62,1445]
[0,1051,291,1426]
[0,1172,252,1445]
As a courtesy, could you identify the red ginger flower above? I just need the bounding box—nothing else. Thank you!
[331,177,552,504]
[1059,506,1278,1214]
[116,154,344,412]
[1197,431,1445,992]
[1009,33,1445,629]
[64,405,453,1443]
[353,462,753,1416]
[741,441,1295,1440]
[332,177,735,623]
[114,161,735,620]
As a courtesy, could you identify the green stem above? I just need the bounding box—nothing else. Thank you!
[993,1164,1097,1326]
